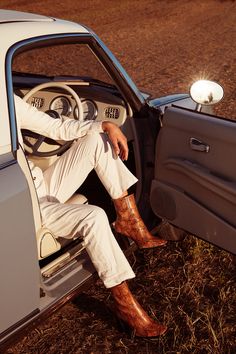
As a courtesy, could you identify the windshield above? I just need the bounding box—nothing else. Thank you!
[12,42,115,86]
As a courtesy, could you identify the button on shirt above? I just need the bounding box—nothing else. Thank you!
[14,94,104,199]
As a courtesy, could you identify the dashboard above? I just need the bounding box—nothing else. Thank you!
[18,82,128,127]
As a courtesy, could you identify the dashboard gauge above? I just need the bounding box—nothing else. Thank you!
[74,100,97,121]
[49,96,72,116]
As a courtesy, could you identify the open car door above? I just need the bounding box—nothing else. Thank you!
[150,100,236,255]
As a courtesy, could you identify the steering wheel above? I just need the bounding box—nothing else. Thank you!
[22,82,84,157]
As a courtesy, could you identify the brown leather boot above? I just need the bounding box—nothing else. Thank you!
[113,194,167,249]
[111,282,167,337]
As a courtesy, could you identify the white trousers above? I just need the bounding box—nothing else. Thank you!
[40,132,137,288]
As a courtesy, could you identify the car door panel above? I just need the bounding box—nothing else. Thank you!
[150,106,236,254]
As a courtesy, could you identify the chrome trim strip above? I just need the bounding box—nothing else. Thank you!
[41,244,86,278]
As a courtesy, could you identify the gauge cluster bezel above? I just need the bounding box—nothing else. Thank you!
[74,99,98,121]
[49,95,72,116]
[49,94,98,121]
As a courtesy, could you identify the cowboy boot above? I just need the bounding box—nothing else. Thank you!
[113,194,167,248]
[111,281,167,337]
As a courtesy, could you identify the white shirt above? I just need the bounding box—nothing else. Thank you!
[14,94,104,199]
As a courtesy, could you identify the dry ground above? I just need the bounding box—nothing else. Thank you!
[1,0,236,353]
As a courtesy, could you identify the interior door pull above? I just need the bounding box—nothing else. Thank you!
[190,138,210,152]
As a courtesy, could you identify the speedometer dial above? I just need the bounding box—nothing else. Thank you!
[74,100,97,121]
[49,96,72,116]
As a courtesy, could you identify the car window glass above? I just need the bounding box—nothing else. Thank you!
[12,43,114,86]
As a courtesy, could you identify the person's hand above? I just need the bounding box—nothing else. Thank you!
[102,121,129,160]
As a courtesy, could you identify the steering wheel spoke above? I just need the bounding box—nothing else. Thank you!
[33,135,46,152]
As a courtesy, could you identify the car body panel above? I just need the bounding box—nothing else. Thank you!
[0,9,54,23]
[149,93,213,115]
[1,22,87,56]
[0,10,87,49]
[149,93,190,109]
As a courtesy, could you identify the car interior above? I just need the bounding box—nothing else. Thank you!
[11,40,138,297]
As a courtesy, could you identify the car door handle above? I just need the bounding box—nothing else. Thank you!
[190,138,210,152]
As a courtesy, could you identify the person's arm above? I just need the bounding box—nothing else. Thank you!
[14,94,103,141]
[102,121,128,161]
[14,94,129,160]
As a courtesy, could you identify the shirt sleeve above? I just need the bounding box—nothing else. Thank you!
[14,94,104,141]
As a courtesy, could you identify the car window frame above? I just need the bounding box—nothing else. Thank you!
[6,33,145,125]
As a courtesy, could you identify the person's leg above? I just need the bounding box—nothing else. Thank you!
[43,132,137,203]
[41,200,135,288]
[40,200,167,337]
[113,194,167,248]
[43,132,166,248]
[41,132,166,336]
[111,281,167,337]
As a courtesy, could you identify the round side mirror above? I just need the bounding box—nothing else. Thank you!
[190,80,224,106]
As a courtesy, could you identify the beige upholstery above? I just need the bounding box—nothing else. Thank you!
[17,146,87,259]
[36,228,61,259]
[27,155,58,172]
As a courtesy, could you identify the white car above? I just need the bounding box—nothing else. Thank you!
[0,9,232,350]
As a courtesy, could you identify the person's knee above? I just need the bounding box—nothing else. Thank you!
[83,205,109,235]
[82,131,103,147]
[75,132,107,158]
[90,205,108,224]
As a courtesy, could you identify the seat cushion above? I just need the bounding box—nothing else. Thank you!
[39,193,88,258]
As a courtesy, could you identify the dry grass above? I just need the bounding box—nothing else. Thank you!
[122,236,236,353]
[7,236,236,353]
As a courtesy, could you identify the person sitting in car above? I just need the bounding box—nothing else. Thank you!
[14,94,167,338]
